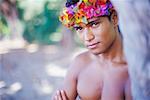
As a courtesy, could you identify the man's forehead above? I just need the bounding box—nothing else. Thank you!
[88,17,101,22]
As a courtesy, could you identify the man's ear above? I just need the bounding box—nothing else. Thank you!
[110,10,118,27]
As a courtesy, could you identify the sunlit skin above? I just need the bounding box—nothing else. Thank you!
[52,11,132,100]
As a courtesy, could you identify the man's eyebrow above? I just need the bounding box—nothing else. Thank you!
[73,26,82,28]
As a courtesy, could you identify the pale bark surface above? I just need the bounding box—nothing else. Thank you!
[111,0,150,100]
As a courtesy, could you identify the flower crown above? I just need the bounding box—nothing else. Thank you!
[59,0,114,28]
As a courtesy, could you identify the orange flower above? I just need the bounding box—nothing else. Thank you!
[88,0,97,4]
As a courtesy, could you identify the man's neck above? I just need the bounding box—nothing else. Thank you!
[98,32,125,64]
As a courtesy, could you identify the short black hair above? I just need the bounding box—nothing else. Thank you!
[65,0,79,7]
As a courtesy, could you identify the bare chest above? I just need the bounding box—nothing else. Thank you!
[77,62,128,100]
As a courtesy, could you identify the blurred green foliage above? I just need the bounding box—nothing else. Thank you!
[22,1,62,44]
[0,13,10,37]
[0,0,64,44]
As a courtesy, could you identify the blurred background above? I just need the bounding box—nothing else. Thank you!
[0,0,86,100]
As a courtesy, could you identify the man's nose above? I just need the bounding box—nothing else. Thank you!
[84,28,95,41]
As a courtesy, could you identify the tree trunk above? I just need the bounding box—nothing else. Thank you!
[111,0,150,100]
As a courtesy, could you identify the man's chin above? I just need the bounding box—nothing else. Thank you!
[89,49,103,55]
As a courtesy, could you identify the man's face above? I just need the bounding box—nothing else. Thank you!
[74,16,117,55]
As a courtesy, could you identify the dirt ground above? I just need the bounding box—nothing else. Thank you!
[0,42,86,100]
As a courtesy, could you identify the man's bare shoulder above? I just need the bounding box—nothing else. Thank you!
[67,51,92,77]
[71,51,92,67]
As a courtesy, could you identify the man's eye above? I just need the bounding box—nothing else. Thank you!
[91,22,100,28]
[74,27,83,31]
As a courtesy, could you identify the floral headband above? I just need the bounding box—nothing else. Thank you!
[59,0,114,28]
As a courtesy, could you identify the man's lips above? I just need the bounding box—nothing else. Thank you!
[87,42,100,49]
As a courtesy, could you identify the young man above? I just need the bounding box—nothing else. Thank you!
[52,0,132,100]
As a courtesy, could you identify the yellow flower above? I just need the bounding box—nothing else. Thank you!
[75,16,82,24]
[83,0,88,3]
